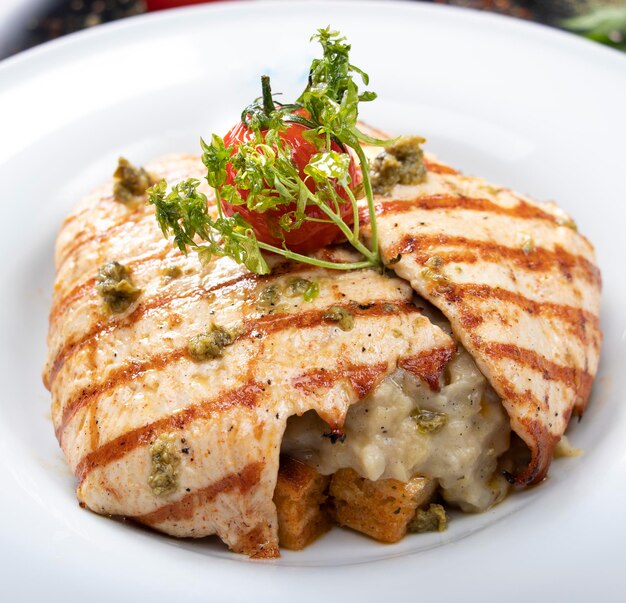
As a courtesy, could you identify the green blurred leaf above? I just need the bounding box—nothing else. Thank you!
[562,6,626,51]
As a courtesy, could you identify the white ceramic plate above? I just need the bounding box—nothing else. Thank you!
[1,1,624,601]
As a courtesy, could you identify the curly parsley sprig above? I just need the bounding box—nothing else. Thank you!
[149,27,390,275]
[150,178,270,274]
[294,27,392,258]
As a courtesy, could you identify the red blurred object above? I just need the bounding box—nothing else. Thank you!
[146,0,226,11]
[220,114,362,254]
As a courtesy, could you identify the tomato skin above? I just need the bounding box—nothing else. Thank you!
[220,118,361,254]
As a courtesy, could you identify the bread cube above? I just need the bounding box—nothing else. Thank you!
[329,468,436,543]
[273,456,331,550]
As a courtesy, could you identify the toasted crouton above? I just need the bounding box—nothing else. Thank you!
[328,468,436,543]
[273,456,331,550]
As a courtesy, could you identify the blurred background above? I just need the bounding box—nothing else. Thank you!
[1,0,625,60]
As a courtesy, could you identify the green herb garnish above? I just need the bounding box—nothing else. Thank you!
[149,178,270,275]
[149,27,391,275]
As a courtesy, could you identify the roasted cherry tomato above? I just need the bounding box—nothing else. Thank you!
[220,113,362,254]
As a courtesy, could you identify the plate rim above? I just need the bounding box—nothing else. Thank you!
[2,0,626,81]
[1,2,624,602]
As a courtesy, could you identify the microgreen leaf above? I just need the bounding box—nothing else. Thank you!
[201,135,230,190]
[304,151,351,185]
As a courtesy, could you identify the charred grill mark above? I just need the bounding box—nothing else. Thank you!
[423,160,458,175]
[349,363,389,398]
[56,158,213,270]
[46,262,313,388]
[476,341,594,489]
[431,282,600,345]
[292,362,389,399]
[478,341,594,405]
[459,311,484,330]
[136,461,264,525]
[374,194,562,224]
[397,345,456,391]
[57,350,186,442]
[57,209,147,267]
[461,284,599,329]
[49,246,171,327]
[60,212,80,228]
[574,357,594,417]
[75,382,263,482]
[59,192,118,230]
[389,233,600,286]
[495,376,550,415]
[470,340,589,486]
[490,375,559,485]
[507,417,561,486]
[48,271,261,387]
[88,401,99,452]
[58,300,419,440]
[251,300,416,337]
[49,279,97,326]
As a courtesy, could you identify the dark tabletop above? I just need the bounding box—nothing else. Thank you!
[1,0,624,60]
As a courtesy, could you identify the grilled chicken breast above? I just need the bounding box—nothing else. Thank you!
[362,142,602,485]
[44,155,457,557]
[44,134,601,556]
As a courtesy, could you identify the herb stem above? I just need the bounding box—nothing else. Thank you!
[301,185,378,264]
[261,75,274,117]
[219,228,375,270]
[353,143,378,255]
[214,186,224,220]
[282,114,316,129]
[255,241,375,271]
[343,184,360,240]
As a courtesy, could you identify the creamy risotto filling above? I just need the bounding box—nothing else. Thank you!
[282,342,511,512]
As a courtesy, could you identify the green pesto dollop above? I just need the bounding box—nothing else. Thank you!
[96,261,142,313]
[370,136,427,196]
[148,434,181,497]
[420,255,451,294]
[409,503,448,533]
[257,284,281,308]
[323,306,354,331]
[410,408,448,435]
[161,265,183,279]
[188,324,233,361]
[113,157,153,203]
[285,277,320,302]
